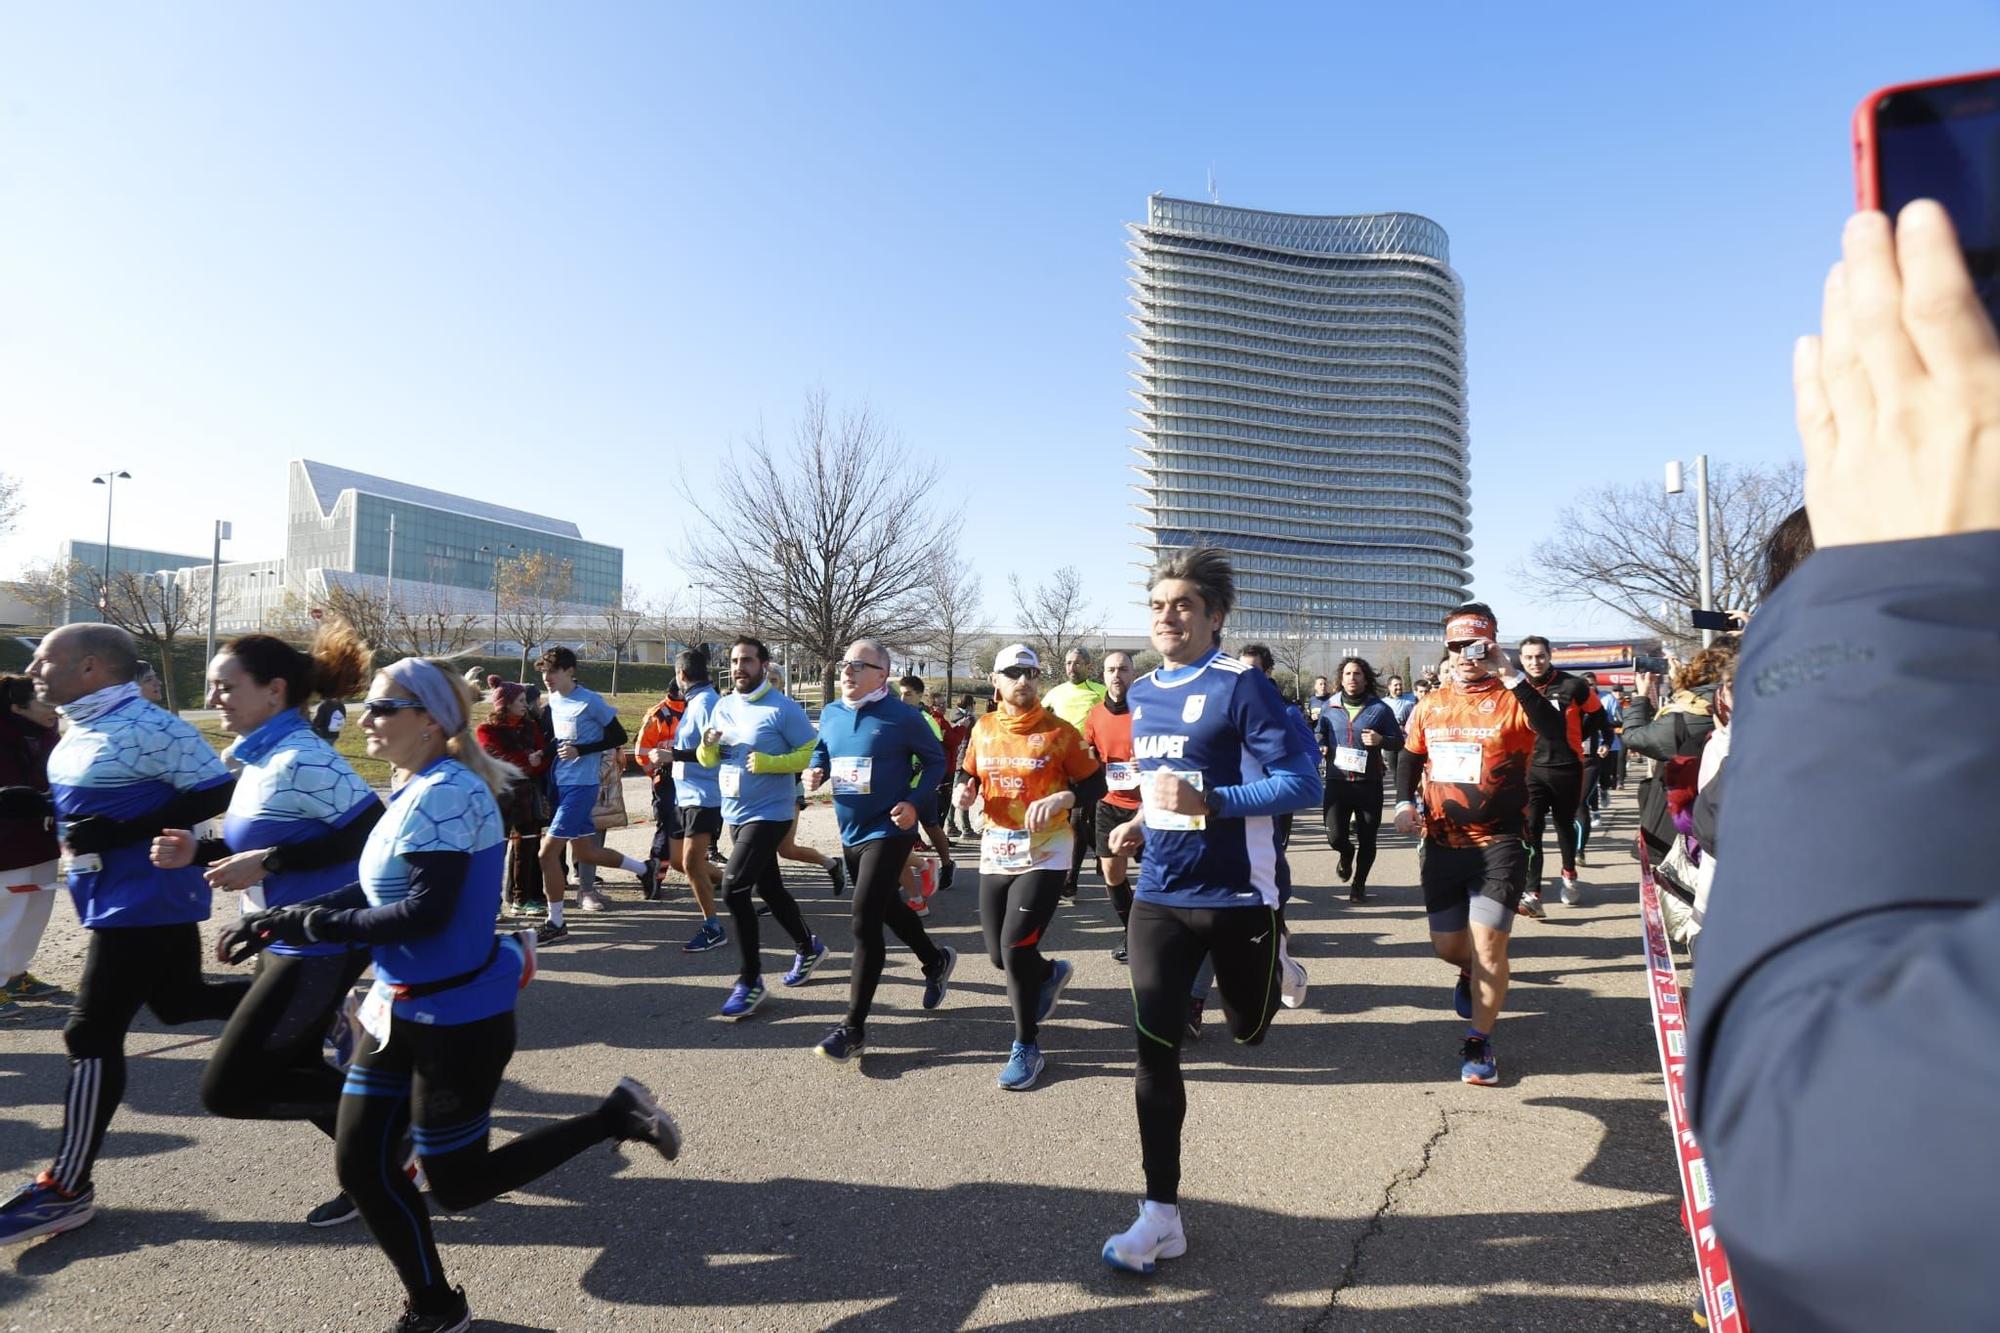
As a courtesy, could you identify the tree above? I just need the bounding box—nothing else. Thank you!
[594,583,648,695]
[924,556,983,701]
[1009,566,1098,667]
[98,570,208,712]
[496,551,573,679]
[1519,461,1802,648]
[10,557,85,627]
[0,473,21,536]
[394,579,480,658]
[1265,612,1316,701]
[683,389,957,703]
[322,580,398,656]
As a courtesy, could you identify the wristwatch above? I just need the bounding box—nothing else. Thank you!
[1202,785,1224,817]
[259,846,285,876]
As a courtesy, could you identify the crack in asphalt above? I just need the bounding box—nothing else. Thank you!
[1307,1105,1456,1329]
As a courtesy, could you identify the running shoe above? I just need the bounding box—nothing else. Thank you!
[921,946,958,1010]
[1453,969,1472,1020]
[680,917,727,954]
[0,1173,95,1246]
[938,860,956,892]
[1279,943,1308,1010]
[1348,885,1367,904]
[3,972,62,1000]
[1460,1036,1500,1086]
[997,1040,1044,1091]
[1101,1199,1187,1275]
[1518,891,1547,921]
[720,980,765,1020]
[1335,848,1354,883]
[576,887,609,913]
[1560,872,1582,907]
[909,901,930,918]
[306,1191,360,1228]
[815,1024,864,1063]
[602,1076,681,1162]
[1035,959,1073,1023]
[707,845,728,867]
[639,858,663,901]
[1059,878,1078,902]
[781,935,827,987]
[390,1287,471,1333]
[1185,996,1206,1041]
[535,918,570,945]
[825,859,848,897]
[0,997,21,1021]
[1111,942,1128,965]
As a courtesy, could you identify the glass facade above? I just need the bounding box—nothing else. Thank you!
[1128,196,1473,636]
[58,540,208,624]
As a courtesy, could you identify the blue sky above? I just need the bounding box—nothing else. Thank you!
[4,4,1994,639]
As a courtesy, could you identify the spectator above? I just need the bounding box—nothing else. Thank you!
[1623,640,1736,941]
[476,679,549,918]
[134,661,163,705]
[0,674,62,1017]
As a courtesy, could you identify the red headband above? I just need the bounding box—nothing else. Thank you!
[1445,613,1496,643]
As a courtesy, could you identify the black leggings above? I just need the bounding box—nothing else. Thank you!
[978,869,1064,1043]
[1576,759,1601,854]
[1525,765,1582,882]
[336,1009,619,1309]
[723,820,813,984]
[203,948,370,1137]
[1324,779,1385,888]
[1128,898,1280,1204]
[843,835,942,1033]
[52,923,251,1192]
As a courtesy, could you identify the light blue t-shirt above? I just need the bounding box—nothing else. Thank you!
[709,680,817,825]
[547,685,617,789]
[674,683,723,809]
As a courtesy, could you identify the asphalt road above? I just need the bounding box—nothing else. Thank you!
[0,788,1696,1331]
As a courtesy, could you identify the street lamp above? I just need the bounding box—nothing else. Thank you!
[480,543,517,656]
[90,470,132,616]
[203,520,231,668]
[1664,457,1715,647]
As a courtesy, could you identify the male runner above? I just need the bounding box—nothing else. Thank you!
[1394,604,1568,1086]
[895,677,958,891]
[1516,636,1605,911]
[633,679,684,902]
[1305,675,1333,725]
[535,647,654,939]
[666,649,727,953]
[1081,650,1141,962]
[1041,647,1107,898]
[1384,675,1417,728]
[1098,548,1320,1275]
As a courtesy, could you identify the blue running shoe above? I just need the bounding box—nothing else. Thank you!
[815,1024,864,1063]
[1035,959,1073,1023]
[721,980,766,1020]
[1460,1036,1499,1086]
[782,935,827,987]
[680,918,728,954]
[1453,970,1472,1020]
[0,1173,96,1247]
[921,946,958,1011]
[997,1040,1045,1091]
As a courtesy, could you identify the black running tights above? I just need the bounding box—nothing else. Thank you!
[722,819,813,984]
[1324,779,1385,888]
[978,869,1063,1044]
[843,834,942,1033]
[202,948,370,1136]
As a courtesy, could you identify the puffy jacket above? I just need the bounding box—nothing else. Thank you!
[0,711,59,874]
[1624,686,1716,856]
[635,694,685,782]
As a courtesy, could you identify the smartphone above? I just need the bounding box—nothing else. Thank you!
[1854,68,2000,327]
[1689,608,1737,632]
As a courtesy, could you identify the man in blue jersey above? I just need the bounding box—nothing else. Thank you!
[0,625,246,1245]
[695,637,827,1020]
[533,647,653,943]
[1097,548,1321,1276]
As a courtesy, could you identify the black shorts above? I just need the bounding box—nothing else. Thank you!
[1096,801,1142,864]
[1420,839,1527,934]
[679,805,722,840]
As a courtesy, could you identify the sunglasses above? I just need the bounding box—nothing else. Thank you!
[837,660,887,674]
[361,697,427,719]
[998,666,1040,681]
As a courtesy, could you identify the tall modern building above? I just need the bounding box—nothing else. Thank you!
[1127,196,1472,636]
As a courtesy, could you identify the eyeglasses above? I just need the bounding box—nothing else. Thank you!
[837,660,887,674]
[998,666,1040,681]
[361,697,427,719]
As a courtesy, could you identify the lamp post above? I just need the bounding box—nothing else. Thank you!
[480,543,517,658]
[1664,457,1715,647]
[203,520,231,668]
[90,470,132,617]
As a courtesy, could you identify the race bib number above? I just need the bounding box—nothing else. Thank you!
[59,851,102,878]
[1334,746,1368,775]
[357,979,394,1049]
[830,756,873,796]
[982,826,1034,872]
[1431,742,1483,785]
[719,764,743,797]
[1143,770,1206,832]
[1105,761,1140,792]
[671,761,686,782]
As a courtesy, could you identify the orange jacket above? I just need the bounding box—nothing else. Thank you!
[635,694,686,781]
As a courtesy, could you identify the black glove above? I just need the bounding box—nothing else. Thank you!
[61,815,141,855]
[0,787,52,820]
[218,906,321,965]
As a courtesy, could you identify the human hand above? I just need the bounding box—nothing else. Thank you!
[1360,729,1381,747]
[1144,769,1205,816]
[1393,804,1421,837]
[804,767,826,794]
[216,906,318,964]
[1106,818,1144,856]
[1634,671,1660,702]
[954,780,978,810]
[889,800,917,831]
[556,741,579,762]
[649,746,670,766]
[204,849,272,892]
[1025,792,1073,832]
[1796,204,2000,548]
[702,728,723,748]
[151,829,197,869]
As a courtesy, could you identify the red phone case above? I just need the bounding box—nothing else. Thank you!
[1852,67,2000,211]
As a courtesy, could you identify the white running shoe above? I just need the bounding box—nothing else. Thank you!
[1102,1199,1187,1274]
[1278,939,1308,1010]
[576,888,609,913]
[1518,891,1547,921]
[1559,873,1582,907]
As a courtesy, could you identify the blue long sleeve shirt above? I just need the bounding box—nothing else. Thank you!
[809,693,946,846]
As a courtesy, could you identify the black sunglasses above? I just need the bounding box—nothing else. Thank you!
[998,666,1040,681]
[837,660,887,673]
[361,697,427,718]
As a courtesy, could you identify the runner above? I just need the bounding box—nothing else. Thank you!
[1305,675,1333,725]
[1315,656,1403,903]
[310,691,348,743]
[895,676,957,891]
[534,647,654,941]
[696,637,826,1020]
[1571,671,1607,865]
[766,667,848,897]
[802,639,957,1063]
[1041,647,1107,899]
[1393,605,1568,1086]
[955,644,1103,1090]
[1098,547,1320,1275]
[476,680,549,918]
[664,649,727,953]
[149,625,386,1228]
[943,694,977,839]
[1516,635,1605,912]
[1082,650,1142,962]
[632,679,685,902]
[0,674,62,1021]
[1384,675,1417,728]
[218,656,679,1332]
[0,625,246,1246]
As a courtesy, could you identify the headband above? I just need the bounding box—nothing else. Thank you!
[1445,613,1497,643]
[383,658,465,734]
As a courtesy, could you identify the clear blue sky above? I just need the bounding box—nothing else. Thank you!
[3,4,1994,639]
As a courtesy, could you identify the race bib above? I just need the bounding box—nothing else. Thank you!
[671,761,687,782]
[326,710,345,735]
[830,756,873,796]
[357,978,394,1049]
[1105,761,1140,792]
[1431,741,1483,785]
[719,764,743,797]
[982,826,1034,872]
[1334,746,1368,775]
[241,885,267,912]
[58,851,102,878]
[1142,770,1206,832]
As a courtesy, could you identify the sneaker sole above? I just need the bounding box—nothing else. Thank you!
[723,994,765,1021]
[1462,1068,1500,1086]
[1102,1236,1186,1274]
[681,933,728,954]
[782,951,827,988]
[306,1203,361,1228]
[997,1060,1044,1091]
[0,1204,96,1246]
[813,1043,862,1064]
[613,1076,681,1162]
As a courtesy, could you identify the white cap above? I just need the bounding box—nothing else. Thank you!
[992,643,1039,672]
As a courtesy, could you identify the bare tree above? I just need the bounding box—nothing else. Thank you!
[1009,566,1099,667]
[1264,613,1315,701]
[394,579,480,658]
[0,474,21,536]
[97,570,207,712]
[643,588,685,666]
[322,581,398,655]
[924,556,983,701]
[682,390,957,702]
[10,557,85,627]
[594,583,649,695]
[1518,461,1802,647]
[496,551,573,679]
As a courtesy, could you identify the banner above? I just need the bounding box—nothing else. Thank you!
[1636,836,1746,1331]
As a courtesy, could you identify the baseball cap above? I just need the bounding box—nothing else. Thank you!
[992,643,1040,672]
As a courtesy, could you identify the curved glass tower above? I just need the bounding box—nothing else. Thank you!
[1127,196,1472,636]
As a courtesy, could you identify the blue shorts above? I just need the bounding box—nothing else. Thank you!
[549,784,598,839]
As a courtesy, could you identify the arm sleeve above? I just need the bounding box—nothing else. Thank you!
[270,800,385,873]
[908,712,946,799]
[749,737,817,775]
[1061,734,1107,806]
[809,737,829,774]
[1394,748,1424,805]
[69,778,240,851]
[574,717,627,756]
[1510,680,1571,749]
[1211,747,1318,818]
[309,850,468,944]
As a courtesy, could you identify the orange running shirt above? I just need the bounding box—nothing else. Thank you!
[1081,701,1140,812]
[962,705,1100,874]
[1404,676,1542,848]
